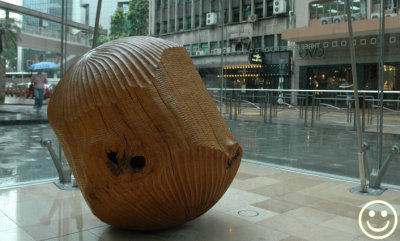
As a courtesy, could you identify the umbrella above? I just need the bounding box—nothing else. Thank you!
[28,62,59,71]
[339,82,353,88]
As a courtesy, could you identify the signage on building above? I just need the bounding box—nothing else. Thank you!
[249,53,264,64]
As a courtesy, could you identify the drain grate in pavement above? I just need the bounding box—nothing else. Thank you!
[238,210,259,217]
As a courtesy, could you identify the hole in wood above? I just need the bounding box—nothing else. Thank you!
[107,151,119,165]
[130,156,146,172]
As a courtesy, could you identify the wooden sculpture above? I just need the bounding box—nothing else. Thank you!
[47,36,242,230]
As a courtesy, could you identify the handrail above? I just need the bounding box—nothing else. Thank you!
[207,88,400,94]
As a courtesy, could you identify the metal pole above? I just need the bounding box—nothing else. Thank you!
[60,0,64,76]
[345,0,366,192]
[59,0,65,162]
[64,0,68,68]
[269,92,273,123]
[377,0,386,169]
[92,0,102,49]
[304,92,309,127]
[362,93,366,132]
[311,92,315,127]
[219,0,225,114]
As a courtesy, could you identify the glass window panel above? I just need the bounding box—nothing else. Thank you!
[233,7,240,22]
[195,14,200,28]
[255,2,263,17]
[186,16,191,29]
[267,0,273,17]
[252,36,262,49]
[192,43,199,55]
[170,19,175,32]
[264,34,274,50]
[244,4,251,20]
[201,42,209,54]
[178,18,183,31]
[163,21,168,33]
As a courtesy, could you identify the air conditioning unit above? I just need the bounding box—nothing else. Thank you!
[351,13,361,21]
[333,15,346,23]
[273,0,287,15]
[321,17,333,25]
[248,14,257,22]
[223,47,231,53]
[371,13,380,19]
[195,50,205,55]
[385,13,398,17]
[214,48,222,54]
[206,12,218,25]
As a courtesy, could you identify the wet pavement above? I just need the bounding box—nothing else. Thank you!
[0,96,399,189]
[0,96,49,125]
[226,120,400,187]
[0,124,59,187]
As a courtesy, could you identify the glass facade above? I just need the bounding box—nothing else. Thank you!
[1,0,400,216]
[1,2,400,239]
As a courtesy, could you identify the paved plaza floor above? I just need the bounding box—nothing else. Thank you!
[0,162,399,241]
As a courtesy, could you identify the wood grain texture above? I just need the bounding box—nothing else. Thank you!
[47,36,242,230]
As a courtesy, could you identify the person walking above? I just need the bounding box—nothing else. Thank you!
[31,70,48,112]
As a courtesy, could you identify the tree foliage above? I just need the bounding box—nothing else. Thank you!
[127,0,149,36]
[0,18,21,71]
[109,7,128,40]
[91,24,109,47]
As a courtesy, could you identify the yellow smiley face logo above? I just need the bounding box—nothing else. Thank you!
[359,200,398,240]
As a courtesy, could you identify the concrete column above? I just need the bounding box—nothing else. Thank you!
[191,0,195,29]
[160,0,164,33]
[239,0,243,21]
[263,0,267,17]
[367,0,372,18]
[183,1,187,30]
[199,0,203,27]
[175,0,178,32]
[228,0,233,23]
[167,0,171,33]
[150,0,157,35]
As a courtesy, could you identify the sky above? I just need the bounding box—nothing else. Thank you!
[0,0,22,19]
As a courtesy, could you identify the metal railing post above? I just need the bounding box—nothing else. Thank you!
[229,90,233,120]
[269,91,273,123]
[304,92,309,127]
[311,92,315,127]
[362,93,366,132]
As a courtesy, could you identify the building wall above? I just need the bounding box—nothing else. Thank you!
[150,0,291,65]
[288,0,400,92]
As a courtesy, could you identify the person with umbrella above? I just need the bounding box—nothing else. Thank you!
[30,68,48,112]
[28,62,58,112]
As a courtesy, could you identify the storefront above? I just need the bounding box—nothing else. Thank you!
[199,50,292,90]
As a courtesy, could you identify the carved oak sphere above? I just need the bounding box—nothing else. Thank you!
[48,36,242,230]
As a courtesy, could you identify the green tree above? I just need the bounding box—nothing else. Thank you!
[127,0,149,36]
[109,7,128,40]
[3,47,17,72]
[0,18,20,55]
[0,17,21,103]
[91,24,109,47]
